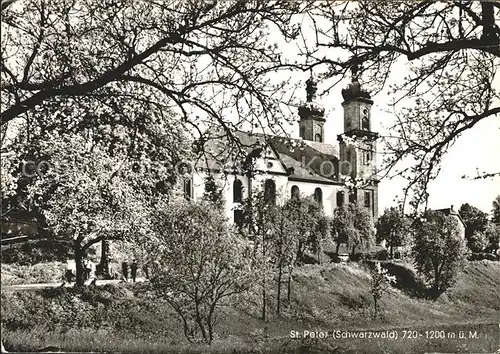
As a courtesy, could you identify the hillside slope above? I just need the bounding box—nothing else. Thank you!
[2,260,499,353]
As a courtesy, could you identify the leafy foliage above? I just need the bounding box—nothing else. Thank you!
[459,203,489,251]
[492,196,500,225]
[468,230,488,253]
[484,222,500,254]
[412,210,469,296]
[331,202,374,256]
[202,175,225,210]
[376,207,412,258]
[369,263,395,318]
[1,97,189,283]
[238,187,328,317]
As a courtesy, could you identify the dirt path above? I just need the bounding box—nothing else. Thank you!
[1,277,147,292]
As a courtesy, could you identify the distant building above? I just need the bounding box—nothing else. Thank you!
[182,75,380,223]
[1,210,39,238]
[433,205,466,240]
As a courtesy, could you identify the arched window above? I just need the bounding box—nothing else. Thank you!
[183,178,193,200]
[234,209,244,227]
[233,179,243,202]
[346,150,351,162]
[291,185,300,199]
[264,179,276,205]
[366,144,373,164]
[336,191,344,207]
[362,117,369,130]
[362,108,370,130]
[364,191,371,208]
[315,133,322,142]
[314,187,323,205]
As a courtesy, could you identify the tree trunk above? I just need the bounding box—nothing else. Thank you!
[277,264,282,315]
[351,244,357,256]
[373,296,378,318]
[287,265,292,302]
[336,242,341,255]
[207,303,216,345]
[74,242,85,286]
[262,239,267,321]
[194,299,208,343]
[296,240,303,264]
[262,281,266,321]
[433,266,440,297]
[97,239,110,279]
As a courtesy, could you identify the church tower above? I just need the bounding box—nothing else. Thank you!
[338,75,379,218]
[298,75,326,142]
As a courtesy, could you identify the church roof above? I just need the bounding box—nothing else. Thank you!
[194,131,341,184]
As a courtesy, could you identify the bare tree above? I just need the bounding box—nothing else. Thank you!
[1,0,308,153]
[150,199,254,344]
[302,1,500,211]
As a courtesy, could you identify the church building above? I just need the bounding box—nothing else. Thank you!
[184,75,380,223]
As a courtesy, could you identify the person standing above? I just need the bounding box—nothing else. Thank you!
[130,259,138,282]
[121,261,128,282]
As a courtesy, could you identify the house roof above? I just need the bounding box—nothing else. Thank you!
[433,206,466,227]
[194,130,341,184]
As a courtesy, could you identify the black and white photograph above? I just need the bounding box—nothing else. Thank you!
[1,1,499,353]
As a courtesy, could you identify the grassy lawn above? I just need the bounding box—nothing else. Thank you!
[2,260,499,353]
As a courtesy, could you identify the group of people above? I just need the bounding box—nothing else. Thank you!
[63,258,142,283]
[64,260,94,282]
[121,259,138,282]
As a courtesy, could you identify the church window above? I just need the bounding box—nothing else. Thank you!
[346,150,351,162]
[336,191,344,207]
[183,178,193,200]
[314,188,323,205]
[362,108,370,130]
[233,179,243,203]
[264,179,276,205]
[364,191,371,208]
[291,185,300,199]
[315,133,322,142]
[234,209,244,227]
[362,117,369,130]
[349,192,357,204]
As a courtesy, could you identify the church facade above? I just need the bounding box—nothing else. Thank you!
[184,76,380,223]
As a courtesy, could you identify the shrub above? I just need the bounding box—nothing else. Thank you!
[1,240,72,265]
[350,253,362,262]
[412,211,468,296]
[468,252,497,261]
[1,262,64,285]
[375,249,389,261]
